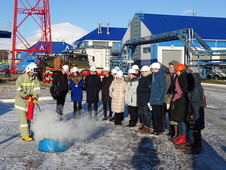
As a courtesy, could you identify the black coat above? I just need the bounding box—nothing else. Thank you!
[85,74,101,102]
[137,74,152,107]
[170,72,188,122]
[101,75,114,101]
[187,73,205,130]
[52,71,68,99]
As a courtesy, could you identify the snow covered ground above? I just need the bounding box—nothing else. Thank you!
[0,82,225,170]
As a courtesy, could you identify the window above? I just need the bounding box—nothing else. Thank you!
[143,47,151,53]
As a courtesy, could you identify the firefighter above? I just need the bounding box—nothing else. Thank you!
[15,62,40,141]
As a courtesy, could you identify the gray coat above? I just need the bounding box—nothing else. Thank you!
[187,73,205,130]
[125,77,139,107]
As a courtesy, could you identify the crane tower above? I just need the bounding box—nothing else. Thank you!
[11,0,52,73]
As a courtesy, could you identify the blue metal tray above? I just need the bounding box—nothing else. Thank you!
[39,139,68,152]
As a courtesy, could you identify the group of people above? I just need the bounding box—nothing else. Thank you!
[15,61,206,154]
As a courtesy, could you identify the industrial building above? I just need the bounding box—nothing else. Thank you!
[15,42,73,71]
[73,26,127,68]
[122,13,226,68]
[0,30,11,69]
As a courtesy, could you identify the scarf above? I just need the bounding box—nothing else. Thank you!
[172,77,183,102]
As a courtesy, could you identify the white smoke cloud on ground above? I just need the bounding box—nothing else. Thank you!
[33,111,97,144]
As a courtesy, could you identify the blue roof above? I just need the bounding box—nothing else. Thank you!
[33,41,73,54]
[75,27,127,43]
[0,30,11,38]
[141,14,226,40]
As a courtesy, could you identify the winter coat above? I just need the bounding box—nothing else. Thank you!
[52,71,68,99]
[164,73,172,103]
[150,69,166,105]
[109,79,127,113]
[137,72,152,107]
[170,71,188,122]
[125,77,139,107]
[187,73,205,130]
[85,74,101,102]
[101,74,114,101]
[69,73,84,102]
[15,73,40,111]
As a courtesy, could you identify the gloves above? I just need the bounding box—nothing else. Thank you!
[24,95,32,102]
[32,98,38,104]
[166,104,170,110]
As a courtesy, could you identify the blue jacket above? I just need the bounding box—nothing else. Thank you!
[69,78,84,102]
[150,69,166,105]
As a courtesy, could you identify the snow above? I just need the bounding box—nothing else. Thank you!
[0,82,226,169]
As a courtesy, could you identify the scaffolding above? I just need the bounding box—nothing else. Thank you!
[121,28,226,78]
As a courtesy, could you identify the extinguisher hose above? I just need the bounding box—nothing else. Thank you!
[36,103,41,112]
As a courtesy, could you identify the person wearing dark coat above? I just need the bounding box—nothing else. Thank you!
[164,60,179,136]
[187,73,206,154]
[85,65,101,120]
[137,65,152,134]
[101,66,114,120]
[170,64,188,145]
[69,67,84,118]
[150,62,166,135]
[52,65,69,118]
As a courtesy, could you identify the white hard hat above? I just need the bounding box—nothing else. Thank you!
[114,66,120,71]
[71,66,78,73]
[103,66,110,71]
[111,68,118,74]
[150,62,161,69]
[62,65,69,72]
[128,68,136,74]
[132,65,139,70]
[90,65,96,71]
[25,62,38,73]
[116,70,123,78]
[140,65,150,72]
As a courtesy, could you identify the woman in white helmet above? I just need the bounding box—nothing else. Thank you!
[125,68,139,127]
[109,70,127,125]
[52,64,69,119]
[15,62,40,141]
[69,66,84,118]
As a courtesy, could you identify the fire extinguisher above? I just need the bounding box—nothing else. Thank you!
[27,101,35,120]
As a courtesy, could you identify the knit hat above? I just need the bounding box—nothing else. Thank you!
[169,60,179,69]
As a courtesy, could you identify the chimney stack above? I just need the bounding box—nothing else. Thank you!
[106,22,110,34]
[98,23,102,34]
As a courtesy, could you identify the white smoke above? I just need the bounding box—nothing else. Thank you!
[33,111,97,144]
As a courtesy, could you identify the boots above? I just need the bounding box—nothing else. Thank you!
[171,132,178,141]
[139,127,150,134]
[173,135,182,143]
[192,130,202,154]
[173,135,186,144]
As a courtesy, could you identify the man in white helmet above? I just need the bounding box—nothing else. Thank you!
[132,64,141,78]
[15,62,40,141]
[101,66,114,121]
[51,65,69,119]
[85,65,101,120]
[137,65,152,134]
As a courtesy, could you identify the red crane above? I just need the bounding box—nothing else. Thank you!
[11,0,52,73]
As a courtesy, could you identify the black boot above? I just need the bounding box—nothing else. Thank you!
[192,130,202,154]
[171,132,178,141]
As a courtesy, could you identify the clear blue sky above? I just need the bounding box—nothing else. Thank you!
[1,0,226,42]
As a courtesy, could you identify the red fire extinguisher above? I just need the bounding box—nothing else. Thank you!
[27,101,35,120]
